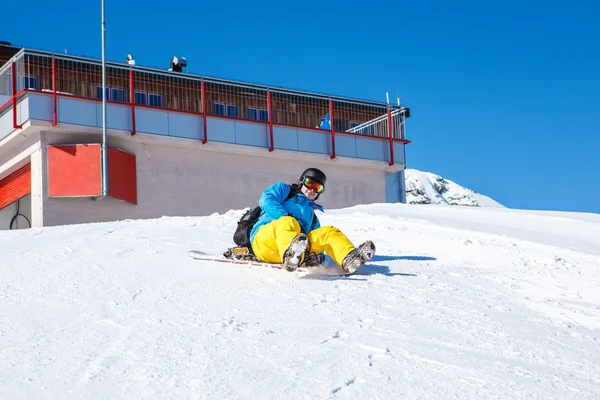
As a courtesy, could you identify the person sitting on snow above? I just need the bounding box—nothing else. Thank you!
[250,167,376,274]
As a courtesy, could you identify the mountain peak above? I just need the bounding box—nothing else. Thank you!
[405,168,504,208]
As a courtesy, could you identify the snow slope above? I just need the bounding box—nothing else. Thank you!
[1,204,600,399]
[406,168,504,207]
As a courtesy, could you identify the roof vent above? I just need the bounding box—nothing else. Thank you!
[169,56,187,73]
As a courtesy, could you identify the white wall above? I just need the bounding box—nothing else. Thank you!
[39,131,390,227]
[30,147,44,228]
[0,194,32,230]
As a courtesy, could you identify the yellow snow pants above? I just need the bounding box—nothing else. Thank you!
[251,216,355,266]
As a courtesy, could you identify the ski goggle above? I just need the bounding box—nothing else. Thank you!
[302,177,325,193]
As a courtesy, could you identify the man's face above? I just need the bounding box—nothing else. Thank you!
[301,184,319,200]
[300,177,324,201]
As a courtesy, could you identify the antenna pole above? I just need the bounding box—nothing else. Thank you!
[101,0,108,197]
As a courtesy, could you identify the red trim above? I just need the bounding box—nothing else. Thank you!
[0,89,26,112]
[201,81,207,144]
[11,62,22,130]
[0,96,13,112]
[387,109,394,166]
[16,89,412,146]
[329,99,336,159]
[129,69,136,136]
[205,112,268,124]
[268,90,274,152]
[32,90,212,116]
[52,58,57,126]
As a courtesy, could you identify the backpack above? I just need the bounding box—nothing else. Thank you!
[233,185,296,249]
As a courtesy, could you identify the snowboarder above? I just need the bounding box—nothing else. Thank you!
[250,167,375,273]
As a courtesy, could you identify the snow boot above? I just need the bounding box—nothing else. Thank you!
[282,233,309,272]
[341,241,376,274]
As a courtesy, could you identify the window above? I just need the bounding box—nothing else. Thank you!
[135,92,147,105]
[96,86,110,100]
[226,105,238,118]
[148,93,163,107]
[214,103,225,116]
[247,107,269,122]
[97,86,126,102]
[23,76,38,90]
[111,88,126,102]
[334,119,345,132]
[1,74,11,95]
[350,121,360,129]
[259,109,269,122]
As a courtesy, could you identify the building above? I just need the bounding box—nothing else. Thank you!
[0,42,410,230]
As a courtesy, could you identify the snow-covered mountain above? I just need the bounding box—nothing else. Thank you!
[405,168,504,207]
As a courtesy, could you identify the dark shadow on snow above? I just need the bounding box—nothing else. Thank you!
[372,255,437,262]
[355,263,417,277]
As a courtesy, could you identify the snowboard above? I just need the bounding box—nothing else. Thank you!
[187,250,298,271]
[187,250,360,276]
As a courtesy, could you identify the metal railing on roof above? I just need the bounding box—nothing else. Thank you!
[346,108,407,140]
[1,49,410,141]
[16,48,407,110]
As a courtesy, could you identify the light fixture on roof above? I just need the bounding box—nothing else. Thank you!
[126,54,135,66]
[169,56,187,73]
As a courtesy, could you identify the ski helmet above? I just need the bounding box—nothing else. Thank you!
[299,168,327,186]
[299,167,327,199]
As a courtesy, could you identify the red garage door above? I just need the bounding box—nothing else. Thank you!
[0,163,31,210]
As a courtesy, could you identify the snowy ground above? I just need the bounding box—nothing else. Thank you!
[1,204,599,399]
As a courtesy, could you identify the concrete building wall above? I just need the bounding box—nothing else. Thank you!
[39,131,389,227]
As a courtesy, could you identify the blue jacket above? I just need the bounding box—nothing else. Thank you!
[249,182,324,244]
[319,113,331,129]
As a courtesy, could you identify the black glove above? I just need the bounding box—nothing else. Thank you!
[301,252,325,267]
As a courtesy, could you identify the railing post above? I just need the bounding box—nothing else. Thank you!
[201,80,207,144]
[52,57,57,127]
[268,90,274,152]
[130,68,136,136]
[388,108,394,166]
[11,62,22,130]
[329,99,336,159]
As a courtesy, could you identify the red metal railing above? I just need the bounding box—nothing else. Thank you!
[11,62,22,129]
[201,80,207,144]
[0,50,410,163]
[129,68,136,135]
[268,90,274,152]
[52,58,57,126]
[387,109,394,166]
[329,99,335,160]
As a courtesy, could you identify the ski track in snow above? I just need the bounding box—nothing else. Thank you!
[0,205,599,399]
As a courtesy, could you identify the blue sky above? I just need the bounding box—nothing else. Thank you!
[2,0,599,213]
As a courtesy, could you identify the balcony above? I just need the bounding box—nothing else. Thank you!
[0,49,410,166]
